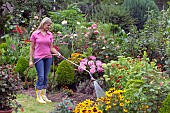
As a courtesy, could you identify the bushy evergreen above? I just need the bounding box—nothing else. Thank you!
[91,4,135,33]
[123,0,159,29]
[15,56,29,75]
[56,60,75,86]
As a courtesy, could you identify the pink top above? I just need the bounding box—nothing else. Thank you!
[30,29,53,58]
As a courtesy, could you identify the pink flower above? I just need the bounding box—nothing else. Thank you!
[96,60,103,67]
[93,30,99,35]
[88,27,92,30]
[115,45,120,49]
[90,68,96,74]
[11,44,16,51]
[78,64,86,72]
[104,40,107,44]
[34,16,39,19]
[90,65,96,69]
[88,60,95,66]
[84,33,89,38]
[81,58,88,65]
[91,24,97,29]
[160,82,163,86]
[67,106,72,110]
[97,67,104,72]
[88,56,96,60]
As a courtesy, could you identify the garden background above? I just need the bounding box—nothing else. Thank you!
[0,0,170,113]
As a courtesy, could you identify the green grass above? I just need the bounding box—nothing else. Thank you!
[14,94,56,113]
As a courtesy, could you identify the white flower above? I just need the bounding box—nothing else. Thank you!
[73,34,78,37]
[61,20,67,25]
[77,22,80,25]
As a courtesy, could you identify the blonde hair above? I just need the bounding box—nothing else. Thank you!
[38,17,52,29]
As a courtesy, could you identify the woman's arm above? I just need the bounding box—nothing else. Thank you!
[50,43,61,57]
[29,41,35,67]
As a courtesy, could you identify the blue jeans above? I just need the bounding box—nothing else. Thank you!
[34,58,52,90]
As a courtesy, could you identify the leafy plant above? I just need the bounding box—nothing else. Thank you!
[102,52,170,112]
[159,94,170,113]
[56,60,75,86]
[50,98,75,113]
[49,8,85,31]
[0,64,22,111]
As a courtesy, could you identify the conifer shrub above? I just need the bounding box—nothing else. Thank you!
[123,0,159,29]
[15,56,29,75]
[56,60,75,86]
[159,94,170,113]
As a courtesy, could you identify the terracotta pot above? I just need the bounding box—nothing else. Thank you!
[0,109,13,113]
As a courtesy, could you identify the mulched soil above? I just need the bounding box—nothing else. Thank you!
[20,88,97,104]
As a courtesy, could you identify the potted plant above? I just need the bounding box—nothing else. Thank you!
[0,64,22,113]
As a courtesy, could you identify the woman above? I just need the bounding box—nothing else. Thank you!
[29,17,62,103]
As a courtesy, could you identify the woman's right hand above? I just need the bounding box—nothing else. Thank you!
[29,61,34,68]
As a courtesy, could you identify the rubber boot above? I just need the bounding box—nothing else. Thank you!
[41,89,52,102]
[36,89,46,104]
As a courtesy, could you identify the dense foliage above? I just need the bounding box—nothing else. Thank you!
[56,60,75,86]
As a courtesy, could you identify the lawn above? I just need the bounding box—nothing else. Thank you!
[14,94,56,113]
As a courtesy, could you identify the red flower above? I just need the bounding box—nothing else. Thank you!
[116,80,120,83]
[12,29,17,33]
[118,76,122,78]
[21,107,24,112]
[16,25,23,35]
[54,45,60,51]
[118,86,121,88]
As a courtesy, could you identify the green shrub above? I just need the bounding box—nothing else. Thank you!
[92,4,135,33]
[123,0,159,29]
[15,56,29,75]
[24,67,37,82]
[0,43,7,50]
[52,24,63,32]
[56,60,75,86]
[159,94,170,113]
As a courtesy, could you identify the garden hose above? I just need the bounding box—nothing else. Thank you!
[25,54,106,98]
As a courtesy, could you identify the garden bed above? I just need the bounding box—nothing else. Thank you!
[20,88,96,104]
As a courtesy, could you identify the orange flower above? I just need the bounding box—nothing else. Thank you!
[24,39,30,44]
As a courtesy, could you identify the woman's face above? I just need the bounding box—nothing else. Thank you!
[43,23,51,31]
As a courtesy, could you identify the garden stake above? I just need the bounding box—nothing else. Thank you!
[26,54,106,98]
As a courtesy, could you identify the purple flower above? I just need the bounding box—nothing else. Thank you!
[97,67,104,72]
[88,56,96,60]
[96,60,103,67]
[90,68,96,74]
[11,44,16,51]
[88,60,95,67]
